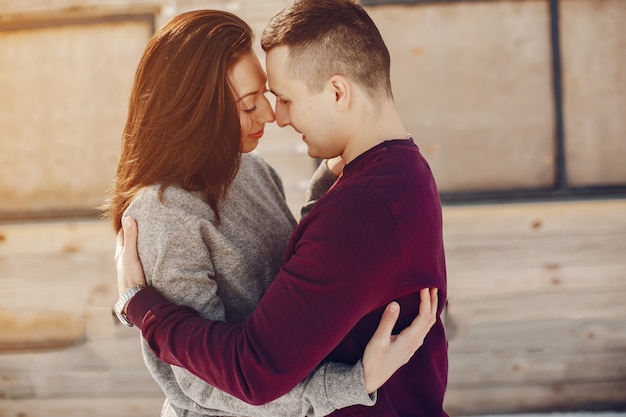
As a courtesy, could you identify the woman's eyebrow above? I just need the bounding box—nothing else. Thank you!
[236,91,257,102]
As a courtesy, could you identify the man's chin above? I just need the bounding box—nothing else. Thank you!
[303,144,335,160]
[305,146,324,159]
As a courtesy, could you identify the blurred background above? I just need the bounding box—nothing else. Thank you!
[0,0,624,416]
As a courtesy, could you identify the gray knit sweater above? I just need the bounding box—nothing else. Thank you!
[124,152,374,417]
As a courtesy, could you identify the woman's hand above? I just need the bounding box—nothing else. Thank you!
[362,288,438,394]
[115,217,148,303]
[326,156,345,177]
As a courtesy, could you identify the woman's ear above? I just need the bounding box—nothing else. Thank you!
[329,75,351,111]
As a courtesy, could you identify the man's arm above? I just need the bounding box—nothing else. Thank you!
[119,189,435,404]
[120,189,376,417]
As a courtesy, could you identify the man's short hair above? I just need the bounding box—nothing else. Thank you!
[261,0,393,100]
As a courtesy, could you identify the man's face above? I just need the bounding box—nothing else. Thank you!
[266,46,344,159]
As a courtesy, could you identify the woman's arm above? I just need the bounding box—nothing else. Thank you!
[300,157,344,219]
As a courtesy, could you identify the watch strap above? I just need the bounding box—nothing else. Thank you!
[114,286,144,327]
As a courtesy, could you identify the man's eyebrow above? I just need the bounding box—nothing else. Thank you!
[269,89,281,97]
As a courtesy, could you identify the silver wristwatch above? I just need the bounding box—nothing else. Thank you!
[114,286,144,327]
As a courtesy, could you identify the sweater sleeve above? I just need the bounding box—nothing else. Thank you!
[125,187,375,416]
[300,160,339,220]
[126,186,399,405]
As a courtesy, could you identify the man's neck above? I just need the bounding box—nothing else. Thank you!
[342,100,409,164]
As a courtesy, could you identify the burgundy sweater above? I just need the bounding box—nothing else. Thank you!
[127,139,449,417]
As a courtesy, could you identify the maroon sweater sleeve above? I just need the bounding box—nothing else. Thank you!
[126,187,400,405]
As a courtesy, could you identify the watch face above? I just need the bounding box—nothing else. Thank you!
[115,309,134,327]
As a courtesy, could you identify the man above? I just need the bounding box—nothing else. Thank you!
[116,1,448,415]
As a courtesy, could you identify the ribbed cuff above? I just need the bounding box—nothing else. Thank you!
[323,360,376,410]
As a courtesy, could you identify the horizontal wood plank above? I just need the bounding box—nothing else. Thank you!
[442,199,626,237]
[444,380,626,416]
[447,291,626,327]
[0,397,164,417]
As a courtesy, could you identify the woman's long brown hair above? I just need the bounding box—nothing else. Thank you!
[103,10,253,232]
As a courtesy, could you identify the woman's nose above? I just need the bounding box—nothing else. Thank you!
[259,96,275,124]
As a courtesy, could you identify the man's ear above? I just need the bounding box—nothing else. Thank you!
[329,75,351,111]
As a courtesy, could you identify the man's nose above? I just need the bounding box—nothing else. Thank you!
[275,105,290,128]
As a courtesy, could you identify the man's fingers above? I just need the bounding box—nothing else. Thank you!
[116,217,147,296]
[122,217,139,260]
[372,301,401,343]
[114,228,125,261]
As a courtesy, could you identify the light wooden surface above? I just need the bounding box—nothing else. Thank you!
[0,0,624,415]
[374,0,555,192]
[0,16,152,216]
[442,199,626,415]
[2,0,624,219]
[561,0,626,186]
[1,199,625,416]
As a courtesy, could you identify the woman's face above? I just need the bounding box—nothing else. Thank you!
[230,52,275,153]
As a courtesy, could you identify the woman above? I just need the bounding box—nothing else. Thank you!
[104,10,434,417]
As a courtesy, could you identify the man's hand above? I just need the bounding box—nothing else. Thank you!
[115,217,148,301]
[362,288,438,394]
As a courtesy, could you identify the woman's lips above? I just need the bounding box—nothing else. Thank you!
[249,128,264,140]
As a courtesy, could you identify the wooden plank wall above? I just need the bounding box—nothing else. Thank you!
[0,199,625,416]
[0,0,624,415]
[0,8,155,218]
[443,200,626,415]
[0,220,164,416]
